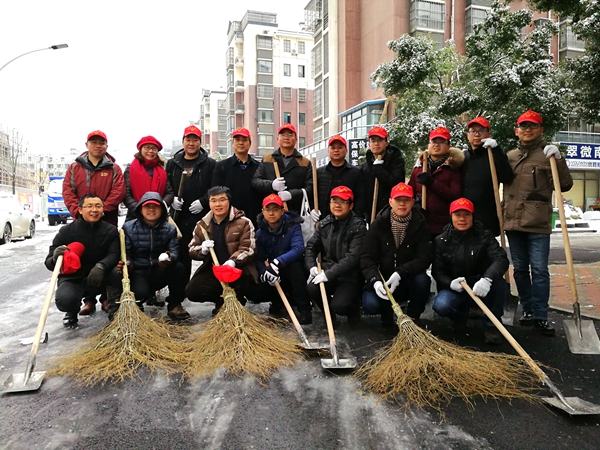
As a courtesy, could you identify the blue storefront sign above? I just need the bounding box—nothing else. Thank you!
[561,142,600,170]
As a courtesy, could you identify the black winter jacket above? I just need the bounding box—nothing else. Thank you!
[462,145,513,236]
[45,218,119,280]
[316,161,366,220]
[305,212,367,283]
[361,145,405,220]
[122,192,179,270]
[251,148,313,214]
[360,206,433,284]
[432,221,509,291]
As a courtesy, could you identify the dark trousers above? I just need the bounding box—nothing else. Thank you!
[185,267,250,307]
[362,272,431,319]
[251,261,312,312]
[55,272,121,314]
[307,279,362,317]
[176,218,197,283]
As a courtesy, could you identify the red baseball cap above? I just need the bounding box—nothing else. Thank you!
[467,116,490,129]
[137,136,163,151]
[517,110,543,125]
[450,197,474,214]
[278,123,297,135]
[390,182,414,199]
[330,186,353,201]
[262,194,284,208]
[429,127,451,141]
[328,135,347,147]
[87,130,107,142]
[232,127,251,138]
[183,125,202,138]
[368,126,388,139]
[141,199,161,207]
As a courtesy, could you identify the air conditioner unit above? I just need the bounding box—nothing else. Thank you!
[291,49,297,55]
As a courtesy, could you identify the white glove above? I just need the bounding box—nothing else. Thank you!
[200,239,214,255]
[262,271,280,286]
[223,259,236,268]
[309,267,319,277]
[269,259,280,275]
[172,197,183,211]
[413,156,423,168]
[373,158,384,165]
[543,145,561,160]
[272,177,287,191]
[189,200,204,214]
[278,190,292,202]
[450,277,466,292]
[385,272,401,293]
[472,277,492,297]
[312,272,328,285]
[310,209,320,222]
[158,252,170,262]
[374,281,388,300]
[482,138,497,149]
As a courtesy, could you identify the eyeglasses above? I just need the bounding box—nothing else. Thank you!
[369,137,385,143]
[467,129,488,135]
[279,132,295,138]
[329,199,351,205]
[263,207,283,212]
[517,123,542,130]
[81,204,104,210]
[209,197,229,204]
[141,145,159,151]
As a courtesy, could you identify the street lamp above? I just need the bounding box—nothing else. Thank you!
[0,44,68,74]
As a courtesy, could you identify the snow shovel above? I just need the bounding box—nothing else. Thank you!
[488,148,519,325]
[1,255,63,394]
[549,156,600,354]
[421,151,428,211]
[461,281,600,415]
[317,261,357,370]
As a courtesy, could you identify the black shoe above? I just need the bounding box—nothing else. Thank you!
[269,303,285,316]
[297,310,312,325]
[212,301,224,316]
[534,319,555,336]
[484,327,503,345]
[108,307,119,322]
[347,309,362,325]
[453,320,468,333]
[63,312,78,328]
[519,311,534,326]
[410,317,424,329]
[167,304,191,320]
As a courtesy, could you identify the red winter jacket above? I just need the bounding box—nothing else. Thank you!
[409,147,464,236]
[62,152,125,217]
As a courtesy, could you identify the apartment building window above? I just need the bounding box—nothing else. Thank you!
[257,110,274,123]
[410,0,445,31]
[257,35,273,50]
[283,87,292,101]
[299,137,306,148]
[298,65,305,78]
[298,88,306,102]
[257,60,273,74]
[299,113,306,126]
[283,63,291,77]
[311,42,322,78]
[259,135,273,148]
[298,41,305,54]
[257,84,274,99]
[313,85,322,118]
[465,6,489,35]
[559,21,585,51]
[283,112,292,123]
[284,39,291,52]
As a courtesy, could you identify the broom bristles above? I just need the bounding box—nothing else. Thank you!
[183,287,301,384]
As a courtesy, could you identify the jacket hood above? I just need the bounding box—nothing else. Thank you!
[75,151,117,170]
[135,191,169,222]
[416,147,465,170]
[258,210,303,232]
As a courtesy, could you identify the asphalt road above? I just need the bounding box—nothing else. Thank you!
[0,224,599,449]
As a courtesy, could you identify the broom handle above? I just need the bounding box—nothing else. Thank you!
[172,169,187,222]
[273,163,288,212]
[119,229,130,283]
[460,281,575,411]
[487,148,510,285]
[421,151,428,210]
[378,270,409,320]
[201,227,228,289]
[317,259,339,362]
[312,157,318,214]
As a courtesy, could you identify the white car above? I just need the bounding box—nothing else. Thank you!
[0,197,36,244]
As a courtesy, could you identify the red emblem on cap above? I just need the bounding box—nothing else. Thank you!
[517,110,543,125]
[450,197,474,214]
[390,182,414,199]
[184,125,202,138]
[368,126,388,139]
[429,127,451,141]
[330,185,354,201]
[262,194,284,207]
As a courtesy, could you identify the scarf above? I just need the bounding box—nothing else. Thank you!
[129,157,167,202]
[517,136,545,154]
[391,211,412,248]
[428,153,449,172]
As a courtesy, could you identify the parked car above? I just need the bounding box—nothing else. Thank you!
[0,197,36,244]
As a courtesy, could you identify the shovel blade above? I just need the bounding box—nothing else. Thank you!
[321,356,358,370]
[0,371,46,394]
[563,320,600,354]
[299,342,330,352]
[542,396,600,415]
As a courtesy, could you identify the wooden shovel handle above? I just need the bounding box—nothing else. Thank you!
[273,162,288,212]
[201,227,227,289]
[421,151,428,210]
[317,259,337,348]
[487,148,510,284]
[312,157,318,213]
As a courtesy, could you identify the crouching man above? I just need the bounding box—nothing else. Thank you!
[111,192,190,321]
[305,186,367,323]
[254,194,312,324]
[360,183,433,328]
[432,198,509,344]
[185,186,257,314]
[45,194,120,327]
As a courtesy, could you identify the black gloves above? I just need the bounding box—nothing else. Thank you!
[53,245,68,262]
[86,263,106,287]
[416,172,433,187]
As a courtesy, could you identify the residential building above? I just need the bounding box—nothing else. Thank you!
[199,88,228,156]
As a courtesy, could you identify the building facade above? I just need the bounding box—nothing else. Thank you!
[199,89,228,156]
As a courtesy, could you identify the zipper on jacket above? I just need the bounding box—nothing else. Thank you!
[532,166,537,189]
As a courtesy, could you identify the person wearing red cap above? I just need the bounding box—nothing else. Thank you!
[252,194,312,324]
[111,191,190,320]
[311,135,367,221]
[305,186,367,323]
[361,126,405,221]
[165,125,216,282]
[123,136,174,221]
[211,128,261,226]
[462,117,513,236]
[45,194,121,327]
[431,198,509,344]
[408,126,464,237]
[252,123,313,215]
[62,130,125,227]
[185,186,257,314]
[502,110,573,336]
[360,182,433,328]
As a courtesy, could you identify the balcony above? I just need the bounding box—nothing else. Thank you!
[235,80,245,92]
[235,31,244,44]
[235,104,245,114]
[235,56,244,67]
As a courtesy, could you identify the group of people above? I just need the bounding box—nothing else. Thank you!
[45,110,573,344]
